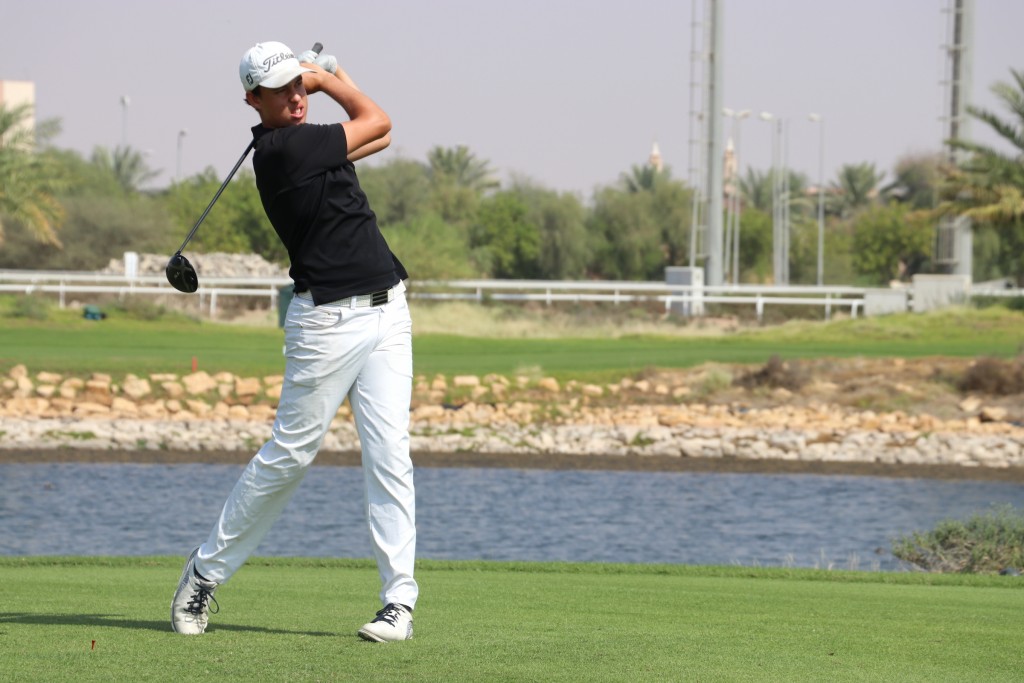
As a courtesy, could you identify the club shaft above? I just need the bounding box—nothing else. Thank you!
[175,140,256,254]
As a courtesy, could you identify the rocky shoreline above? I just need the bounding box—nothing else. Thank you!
[2,364,1024,477]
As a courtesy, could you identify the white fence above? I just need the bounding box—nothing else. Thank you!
[1,269,1020,322]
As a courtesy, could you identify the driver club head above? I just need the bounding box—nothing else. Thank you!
[166,253,199,293]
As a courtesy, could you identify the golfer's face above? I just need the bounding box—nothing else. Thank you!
[258,76,308,127]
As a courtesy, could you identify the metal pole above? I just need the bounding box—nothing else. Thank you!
[704,0,725,286]
[810,114,825,286]
[781,118,790,284]
[120,95,130,147]
[176,129,187,181]
[733,110,749,283]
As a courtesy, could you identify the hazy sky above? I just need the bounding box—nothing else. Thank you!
[2,0,1021,198]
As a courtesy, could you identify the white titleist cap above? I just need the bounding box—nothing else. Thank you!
[239,41,314,91]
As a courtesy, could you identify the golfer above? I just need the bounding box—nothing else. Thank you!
[171,41,417,642]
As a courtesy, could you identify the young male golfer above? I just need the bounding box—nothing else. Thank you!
[171,41,417,642]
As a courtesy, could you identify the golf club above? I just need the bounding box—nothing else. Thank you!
[166,41,323,294]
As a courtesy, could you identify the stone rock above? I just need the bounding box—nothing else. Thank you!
[538,377,560,393]
[9,364,28,380]
[182,371,218,395]
[959,396,982,413]
[162,381,185,398]
[36,371,62,384]
[453,375,480,387]
[581,384,604,397]
[122,375,152,399]
[235,377,262,397]
[980,406,1008,423]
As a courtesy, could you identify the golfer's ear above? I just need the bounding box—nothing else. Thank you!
[244,90,260,109]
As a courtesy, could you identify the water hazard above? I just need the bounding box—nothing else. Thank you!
[3,462,1024,570]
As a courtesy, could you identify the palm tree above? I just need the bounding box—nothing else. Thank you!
[621,163,668,193]
[426,145,499,192]
[882,153,945,210]
[90,145,160,193]
[0,103,65,246]
[829,162,885,218]
[939,68,1024,224]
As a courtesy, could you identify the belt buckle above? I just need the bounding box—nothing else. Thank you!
[371,289,389,306]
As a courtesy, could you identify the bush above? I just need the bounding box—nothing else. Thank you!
[6,295,52,320]
[733,355,807,391]
[891,504,1024,573]
[958,356,1024,395]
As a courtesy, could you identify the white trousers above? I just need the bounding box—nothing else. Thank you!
[195,282,418,610]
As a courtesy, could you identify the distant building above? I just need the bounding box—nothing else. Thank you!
[723,137,737,199]
[648,141,664,172]
[0,80,36,141]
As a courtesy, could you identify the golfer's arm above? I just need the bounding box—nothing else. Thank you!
[305,70,391,160]
[347,132,391,161]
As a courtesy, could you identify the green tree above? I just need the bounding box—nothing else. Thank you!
[90,145,161,193]
[883,153,944,209]
[739,168,774,212]
[426,145,497,226]
[358,158,431,227]
[587,170,694,281]
[471,191,540,278]
[383,213,479,280]
[427,145,499,192]
[622,164,666,193]
[0,103,65,246]
[850,203,933,284]
[735,208,773,282]
[940,68,1024,283]
[508,179,589,280]
[830,162,885,218]
[168,168,283,261]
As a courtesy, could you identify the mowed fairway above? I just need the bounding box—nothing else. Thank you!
[2,558,1022,681]
[0,305,1021,379]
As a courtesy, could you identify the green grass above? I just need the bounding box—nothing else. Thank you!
[0,304,1021,381]
[1,557,1021,682]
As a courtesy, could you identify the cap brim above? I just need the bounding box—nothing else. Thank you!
[257,62,315,89]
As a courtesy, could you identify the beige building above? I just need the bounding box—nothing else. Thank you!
[0,80,37,140]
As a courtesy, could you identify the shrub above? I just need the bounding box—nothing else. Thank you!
[733,355,807,391]
[958,356,1024,395]
[7,295,52,320]
[891,504,1024,573]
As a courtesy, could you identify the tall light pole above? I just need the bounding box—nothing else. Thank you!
[723,108,751,284]
[759,112,785,284]
[120,95,130,148]
[176,129,188,181]
[809,113,826,286]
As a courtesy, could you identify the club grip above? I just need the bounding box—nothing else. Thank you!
[311,42,323,55]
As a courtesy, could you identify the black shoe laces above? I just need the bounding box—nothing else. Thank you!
[373,604,405,626]
[186,584,219,616]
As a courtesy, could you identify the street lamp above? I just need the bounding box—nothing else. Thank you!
[176,129,188,181]
[759,112,786,284]
[723,108,751,284]
[120,95,130,147]
[808,113,826,286]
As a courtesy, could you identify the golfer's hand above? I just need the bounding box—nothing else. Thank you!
[297,50,339,75]
[300,62,333,94]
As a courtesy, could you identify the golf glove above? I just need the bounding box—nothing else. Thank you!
[297,50,338,74]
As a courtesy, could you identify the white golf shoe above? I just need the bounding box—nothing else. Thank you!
[358,603,413,642]
[170,548,219,634]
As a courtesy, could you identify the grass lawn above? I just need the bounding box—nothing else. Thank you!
[0,303,1021,380]
[1,557,1021,682]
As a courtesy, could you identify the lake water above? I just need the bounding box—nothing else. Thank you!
[3,462,1024,570]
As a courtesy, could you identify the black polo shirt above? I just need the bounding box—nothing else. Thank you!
[250,123,407,306]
